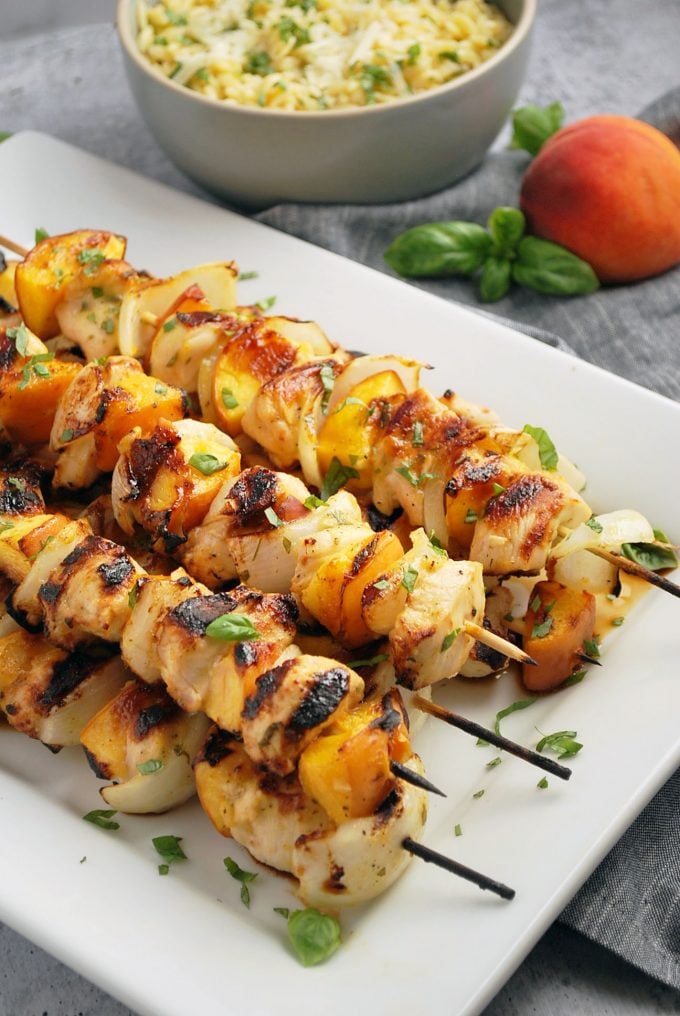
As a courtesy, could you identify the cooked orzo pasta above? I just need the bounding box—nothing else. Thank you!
[136,0,513,111]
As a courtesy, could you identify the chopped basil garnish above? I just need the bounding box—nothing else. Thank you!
[319,457,359,501]
[537,776,549,790]
[17,351,55,390]
[464,508,478,524]
[395,464,419,488]
[454,823,462,837]
[256,294,277,310]
[427,532,448,556]
[401,565,418,594]
[6,323,29,356]
[77,248,106,275]
[264,506,283,528]
[522,424,558,470]
[492,482,506,496]
[188,453,227,475]
[34,227,50,243]
[535,729,583,759]
[221,387,239,410]
[585,516,603,533]
[83,808,120,830]
[206,613,260,642]
[440,627,461,652]
[472,789,485,799]
[137,759,164,775]
[494,697,536,736]
[273,906,290,918]
[412,420,424,446]
[319,363,335,414]
[224,856,258,908]
[612,616,625,627]
[332,395,368,415]
[152,834,187,874]
[563,669,586,687]
[582,637,600,658]
[238,270,259,281]
[372,578,391,591]
[60,428,75,443]
[304,494,325,510]
[286,907,341,967]
[347,653,389,669]
[530,616,553,639]
[486,756,502,769]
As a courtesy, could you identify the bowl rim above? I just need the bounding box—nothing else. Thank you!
[117,0,536,121]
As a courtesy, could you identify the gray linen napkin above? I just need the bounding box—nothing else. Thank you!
[255,90,680,989]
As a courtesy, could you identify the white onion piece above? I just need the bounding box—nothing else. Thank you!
[297,403,324,490]
[325,355,423,416]
[421,476,448,547]
[551,509,655,560]
[556,453,587,494]
[118,262,237,359]
[265,316,335,356]
[552,549,618,595]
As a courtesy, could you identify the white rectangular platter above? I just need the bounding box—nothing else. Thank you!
[0,131,678,1016]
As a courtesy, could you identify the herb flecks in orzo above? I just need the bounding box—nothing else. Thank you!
[136,0,512,111]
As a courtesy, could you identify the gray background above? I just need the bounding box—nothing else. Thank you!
[0,1,679,1014]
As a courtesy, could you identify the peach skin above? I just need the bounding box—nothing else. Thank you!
[519,116,680,283]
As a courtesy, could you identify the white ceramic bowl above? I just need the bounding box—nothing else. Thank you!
[117,0,536,210]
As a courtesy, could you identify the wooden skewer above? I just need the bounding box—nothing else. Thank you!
[587,546,680,600]
[576,652,602,667]
[402,837,515,900]
[463,621,537,667]
[0,234,28,258]
[411,694,572,781]
[390,761,446,798]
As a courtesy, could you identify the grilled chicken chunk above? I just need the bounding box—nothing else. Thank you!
[156,585,298,731]
[121,569,209,683]
[194,726,428,908]
[111,418,240,551]
[0,632,126,749]
[55,260,141,361]
[181,465,312,590]
[241,358,344,472]
[241,654,364,776]
[469,473,591,575]
[81,677,210,813]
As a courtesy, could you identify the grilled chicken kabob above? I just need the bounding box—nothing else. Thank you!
[0,458,520,907]
[1,230,671,695]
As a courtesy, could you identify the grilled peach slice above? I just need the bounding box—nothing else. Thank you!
[15,230,126,338]
[522,580,596,691]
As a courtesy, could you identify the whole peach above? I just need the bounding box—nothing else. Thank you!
[519,115,680,283]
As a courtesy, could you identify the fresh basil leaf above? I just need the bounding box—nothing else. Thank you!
[621,529,678,571]
[530,616,553,639]
[537,776,549,789]
[494,697,536,735]
[6,324,29,357]
[582,637,600,659]
[188,452,227,475]
[522,423,558,470]
[206,613,260,642]
[274,906,290,918]
[487,206,525,256]
[83,808,120,830]
[320,457,359,501]
[220,387,239,410]
[479,255,512,303]
[440,627,461,652]
[509,101,565,156]
[34,227,50,243]
[486,756,502,769]
[513,237,600,296]
[286,908,341,967]
[264,506,283,528]
[384,222,492,278]
[585,516,603,533]
[304,494,325,509]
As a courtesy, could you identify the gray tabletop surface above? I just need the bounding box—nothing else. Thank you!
[0,1,679,1015]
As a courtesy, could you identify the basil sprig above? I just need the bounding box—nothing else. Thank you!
[509,101,565,156]
[384,207,599,302]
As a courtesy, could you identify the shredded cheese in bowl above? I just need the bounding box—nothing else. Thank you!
[136,0,513,112]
